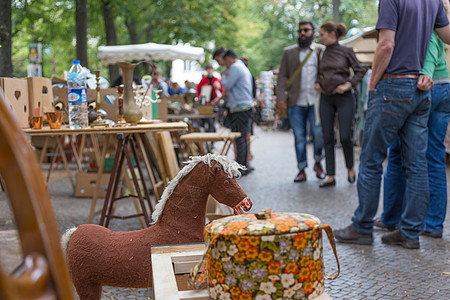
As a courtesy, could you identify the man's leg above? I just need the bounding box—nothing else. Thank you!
[351,80,415,234]
[396,90,431,241]
[307,105,324,163]
[307,105,325,179]
[247,113,254,169]
[231,110,251,170]
[381,138,405,228]
[207,117,216,132]
[288,106,308,171]
[424,84,450,234]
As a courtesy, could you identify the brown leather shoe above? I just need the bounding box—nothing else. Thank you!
[334,224,373,245]
[373,217,397,231]
[421,230,443,239]
[381,229,420,249]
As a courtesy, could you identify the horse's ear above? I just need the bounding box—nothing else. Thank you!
[212,160,222,173]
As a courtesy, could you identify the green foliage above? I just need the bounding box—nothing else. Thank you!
[209,0,378,77]
[12,0,75,77]
[10,0,378,80]
[237,0,378,76]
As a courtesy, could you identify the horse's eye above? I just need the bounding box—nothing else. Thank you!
[216,167,221,172]
[224,180,230,185]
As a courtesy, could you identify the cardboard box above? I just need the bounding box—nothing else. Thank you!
[30,136,57,148]
[141,102,153,121]
[27,77,54,117]
[158,98,168,121]
[100,88,119,122]
[75,171,110,198]
[0,78,30,128]
[53,87,118,123]
[197,105,213,115]
[140,98,168,122]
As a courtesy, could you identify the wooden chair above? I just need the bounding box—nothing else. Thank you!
[0,90,74,299]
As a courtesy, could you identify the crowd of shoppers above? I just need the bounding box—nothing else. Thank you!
[120,0,450,247]
[273,0,450,249]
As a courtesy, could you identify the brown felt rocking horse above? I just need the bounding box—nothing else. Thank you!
[62,153,252,299]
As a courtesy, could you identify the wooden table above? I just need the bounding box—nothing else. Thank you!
[24,122,188,225]
[180,132,241,156]
[151,243,333,300]
[23,122,187,137]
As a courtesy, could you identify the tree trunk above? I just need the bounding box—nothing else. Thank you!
[332,0,341,23]
[145,24,153,43]
[76,0,88,67]
[101,0,119,82]
[125,17,142,78]
[165,61,172,80]
[125,17,139,44]
[0,0,13,77]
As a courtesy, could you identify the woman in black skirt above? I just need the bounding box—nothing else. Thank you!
[315,21,365,188]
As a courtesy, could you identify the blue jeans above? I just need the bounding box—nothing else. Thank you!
[382,83,450,233]
[287,105,324,171]
[352,78,431,241]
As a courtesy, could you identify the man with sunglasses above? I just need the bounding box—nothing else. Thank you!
[276,20,325,183]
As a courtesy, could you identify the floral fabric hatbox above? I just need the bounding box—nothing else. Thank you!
[189,210,340,299]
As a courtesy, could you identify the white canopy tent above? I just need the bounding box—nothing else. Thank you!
[97,42,205,65]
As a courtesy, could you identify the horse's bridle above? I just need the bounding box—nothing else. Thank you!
[233,196,252,215]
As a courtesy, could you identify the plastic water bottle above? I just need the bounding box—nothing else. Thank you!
[68,60,88,129]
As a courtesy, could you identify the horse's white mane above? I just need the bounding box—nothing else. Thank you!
[151,153,245,223]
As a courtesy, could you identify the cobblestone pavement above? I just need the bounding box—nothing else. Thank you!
[1,125,449,299]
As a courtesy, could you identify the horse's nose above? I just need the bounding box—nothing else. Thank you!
[242,197,252,211]
[233,197,252,214]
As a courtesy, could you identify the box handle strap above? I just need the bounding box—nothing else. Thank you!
[318,223,341,280]
[188,241,211,289]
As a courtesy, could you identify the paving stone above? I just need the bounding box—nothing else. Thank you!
[1,126,449,299]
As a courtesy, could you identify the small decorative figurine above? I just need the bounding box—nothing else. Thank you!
[115,86,129,126]
[62,154,252,300]
[90,70,109,128]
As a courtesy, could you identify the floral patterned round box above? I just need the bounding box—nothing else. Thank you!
[189,210,340,300]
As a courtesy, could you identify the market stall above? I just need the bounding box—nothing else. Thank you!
[340,26,378,65]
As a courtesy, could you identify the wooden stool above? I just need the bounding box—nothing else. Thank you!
[180,132,241,156]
